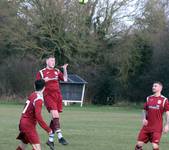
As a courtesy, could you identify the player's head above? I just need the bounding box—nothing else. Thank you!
[35,79,45,92]
[46,55,55,68]
[152,81,163,94]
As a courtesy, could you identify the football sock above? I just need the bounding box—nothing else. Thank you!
[16,146,22,150]
[153,148,159,150]
[53,118,60,130]
[50,118,60,133]
[135,145,143,150]
[48,133,55,142]
[49,118,62,141]
[49,120,55,133]
[56,130,63,139]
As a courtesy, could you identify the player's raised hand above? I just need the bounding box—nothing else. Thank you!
[163,124,169,134]
[142,119,148,126]
[48,130,53,135]
[61,64,68,69]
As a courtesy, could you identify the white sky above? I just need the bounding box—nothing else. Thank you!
[95,0,145,26]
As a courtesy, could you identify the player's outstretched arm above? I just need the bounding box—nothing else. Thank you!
[35,100,52,133]
[61,64,68,82]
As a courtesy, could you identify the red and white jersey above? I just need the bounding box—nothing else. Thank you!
[36,68,64,92]
[143,95,169,132]
[20,92,51,133]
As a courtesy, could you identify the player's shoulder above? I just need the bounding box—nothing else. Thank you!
[160,95,168,101]
[39,68,47,72]
[27,92,36,101]
[54,68,60,72]
[146,95,154,101]
[33,92,43,106]
[160,95,167,98]
[35,93,43,101]
[159,95,169,107]
[147,95,168,99]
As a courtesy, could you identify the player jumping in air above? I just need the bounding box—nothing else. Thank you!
[16,79,52,150]
[135,81,169,150]
[36,55,68,150]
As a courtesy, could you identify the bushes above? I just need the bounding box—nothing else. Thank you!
[0,55,39,99]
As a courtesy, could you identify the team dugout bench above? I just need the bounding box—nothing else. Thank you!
[60,74,87,107]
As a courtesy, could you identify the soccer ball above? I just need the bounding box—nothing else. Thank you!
[79,0,88,4]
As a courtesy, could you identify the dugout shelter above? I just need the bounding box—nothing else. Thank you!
[60,74,87,107]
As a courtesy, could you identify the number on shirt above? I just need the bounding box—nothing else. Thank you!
[22,100,30,114]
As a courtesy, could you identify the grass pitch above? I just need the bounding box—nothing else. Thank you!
[0,104,169,150]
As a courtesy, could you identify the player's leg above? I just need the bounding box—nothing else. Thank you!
[32,144,41,150]
[44,94,56,149]
[46,93,68,145]
[26,130,43,150]
[50,109,60,134]
[50,109,68,145]
[152,143,159,150]
[46,109,59,150]
[135,141,144,150]
[151,132,161,150]
[56,94,68,145]
[16,132,28,150]
[16,141,27,150]
[135,129,149,150]
[16,146,23,150]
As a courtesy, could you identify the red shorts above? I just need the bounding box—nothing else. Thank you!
[44,90,63,113]
[137,128,162,144]
[16,119,40,144]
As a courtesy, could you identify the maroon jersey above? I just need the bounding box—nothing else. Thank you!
[36,68,64,92]
[143,95,169,132]
[20,92,51,133]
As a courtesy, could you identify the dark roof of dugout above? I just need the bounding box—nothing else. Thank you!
[60,74,87,84]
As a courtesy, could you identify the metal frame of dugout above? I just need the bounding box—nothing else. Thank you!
[60,74,87,107]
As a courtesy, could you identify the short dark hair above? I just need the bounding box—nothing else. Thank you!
[46,55,55,59]
[45,54,55,60]
[35,79,45,91]
[154,81,163,87]
[41,53,55,59]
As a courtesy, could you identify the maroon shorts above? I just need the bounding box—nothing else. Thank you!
[44,91,63,113]
[137,128,162,144]
[16,120,40,144]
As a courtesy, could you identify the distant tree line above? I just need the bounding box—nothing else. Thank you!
[0,0,169,104]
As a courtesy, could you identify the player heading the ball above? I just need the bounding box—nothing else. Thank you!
[36,55,69,150]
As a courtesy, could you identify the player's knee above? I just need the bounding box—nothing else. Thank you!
[135,145,143,150]
[135,141,144,150]
[51,110,59,118]
[137,141,144,146]
[16,146,23,150]
[18,142,26,150]
[152,143,159,149]
[32,144,41,150]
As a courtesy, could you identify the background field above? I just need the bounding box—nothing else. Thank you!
[0,104,169,150]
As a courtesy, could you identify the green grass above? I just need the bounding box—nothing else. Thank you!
[0,104,169,150]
